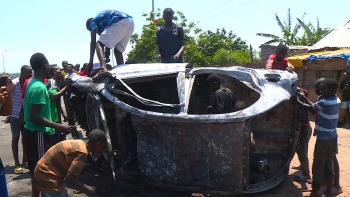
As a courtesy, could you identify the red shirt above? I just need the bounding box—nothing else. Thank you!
[79,71,88,77]
[266,54,294,70]
[21,77,48,98]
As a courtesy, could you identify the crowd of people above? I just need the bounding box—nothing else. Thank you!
[0,7,346,197]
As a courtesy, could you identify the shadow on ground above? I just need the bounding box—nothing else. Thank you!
[71,164,306,197]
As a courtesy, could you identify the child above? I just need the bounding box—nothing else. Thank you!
[34,129,107,196]
[156,8,186,63]
[314,78,343,195]
[297,78,340,197]
[292,87,312,183]
[206,73,236,114]
[339,72,350,128]
[265,43,294,72]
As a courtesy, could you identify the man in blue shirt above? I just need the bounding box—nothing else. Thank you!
[86,10,134,78]
[297,78,340,197]
[156,8,186,63]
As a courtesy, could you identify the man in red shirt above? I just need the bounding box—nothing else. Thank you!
[21,77,48,99]
[266,43,294,72]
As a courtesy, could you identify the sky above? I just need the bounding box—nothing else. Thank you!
[0,0,349,73]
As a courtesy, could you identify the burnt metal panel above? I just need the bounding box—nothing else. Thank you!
[133,116,250,192]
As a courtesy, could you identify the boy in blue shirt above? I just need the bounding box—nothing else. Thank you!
[297,78,340,197]
[86,10,134,78]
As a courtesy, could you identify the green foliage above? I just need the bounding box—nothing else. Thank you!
[296,17,331,46]
[209,49,251,67]
[256,9,330,46]
[256,9,305,45]
[127,9,250,67]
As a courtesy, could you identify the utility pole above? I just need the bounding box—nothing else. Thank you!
[1,51,6,74]
[152,0,155,20]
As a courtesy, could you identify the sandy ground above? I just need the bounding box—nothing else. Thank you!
[1,119,349,197]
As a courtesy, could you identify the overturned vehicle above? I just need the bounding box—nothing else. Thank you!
[66,63,300,195]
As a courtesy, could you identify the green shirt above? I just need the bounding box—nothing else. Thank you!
[49,88,60,123]
[24,78,54,135]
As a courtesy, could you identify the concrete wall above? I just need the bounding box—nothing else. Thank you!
[260,44,309,62]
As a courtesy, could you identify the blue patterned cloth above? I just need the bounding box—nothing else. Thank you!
[90,10,133,35]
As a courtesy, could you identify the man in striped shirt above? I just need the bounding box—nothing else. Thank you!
[297,78,340,197]
[34,129,106,197]
[10,65,32,174]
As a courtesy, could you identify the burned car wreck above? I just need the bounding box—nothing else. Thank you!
[65,63,300,195]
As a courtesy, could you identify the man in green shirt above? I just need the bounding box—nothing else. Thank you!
[47,65,71,144]
[22,53,71,197]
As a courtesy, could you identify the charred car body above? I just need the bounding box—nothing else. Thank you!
[66,63,300,194]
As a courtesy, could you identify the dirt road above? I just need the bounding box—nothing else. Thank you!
[1,118,348,197]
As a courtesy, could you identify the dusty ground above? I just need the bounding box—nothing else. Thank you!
[1,118,348,197]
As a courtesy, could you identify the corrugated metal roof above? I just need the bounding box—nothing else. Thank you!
[309,18,350,51]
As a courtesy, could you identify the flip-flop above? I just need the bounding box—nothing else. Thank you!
[291,165,302,170]
[14,166,23,174]
[332,187,343,195]
[294,174,311,183]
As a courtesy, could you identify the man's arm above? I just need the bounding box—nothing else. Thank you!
[156,30,162,61]
[174,27,186,60]
[50,86,68,101]
[30,104,66,130]
[266,55,274,70]
[66,172,95,194]
[176,40,186,57]
[89,31,97,65]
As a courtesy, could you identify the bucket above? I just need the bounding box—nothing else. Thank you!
[0,158,8,197]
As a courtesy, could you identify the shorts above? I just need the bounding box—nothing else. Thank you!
[42,189,68,197]
[341,101,350,109]
[22,129,51,176]
[98,19,134,52]
[10,116,21,138]
[312,138,338,190]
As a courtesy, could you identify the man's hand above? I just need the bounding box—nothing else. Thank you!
[0,87,8,105]
[56,124,71,135]
[172,54,180,62]
[84,185,96,194]
[156,54,161,61]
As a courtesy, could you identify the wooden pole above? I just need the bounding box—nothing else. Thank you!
[249,45,254,64]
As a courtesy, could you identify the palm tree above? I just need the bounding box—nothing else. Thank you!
[296,17,332,46]
[256,9,305,45]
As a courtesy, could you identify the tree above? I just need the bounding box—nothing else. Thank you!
[256,9,305,45]
[127,9,196,63]
[185,28,250,66]
[127,9,250,67]
[296,17,331,46]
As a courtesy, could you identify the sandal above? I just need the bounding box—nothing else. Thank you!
[294,174,311,183]
[14,166,23,174]
[291,165,302,170]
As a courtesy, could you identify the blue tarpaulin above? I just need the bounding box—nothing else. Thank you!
[308,53,350,73]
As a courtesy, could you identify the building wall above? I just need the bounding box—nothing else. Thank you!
[260,44,309,62]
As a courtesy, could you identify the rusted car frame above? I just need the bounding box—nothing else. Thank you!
[67,63,300,194]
